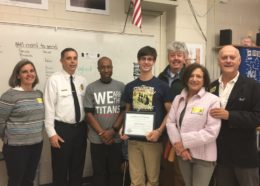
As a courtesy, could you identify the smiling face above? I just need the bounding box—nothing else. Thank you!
[17,64,36,89]
[168,51,185,73]
[218,45,241,79]
[187,68,204,95]
[61,50,78,75]
[98,57,113,83]
[138,55,155,73]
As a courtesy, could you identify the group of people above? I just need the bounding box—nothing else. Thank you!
[0,42,260,186]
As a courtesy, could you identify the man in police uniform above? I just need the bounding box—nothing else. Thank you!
[44,48,87,186]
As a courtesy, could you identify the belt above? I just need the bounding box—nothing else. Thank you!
[55,120,84,127]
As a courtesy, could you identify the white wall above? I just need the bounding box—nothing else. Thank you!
[0,0,209,185]
[206,0,260,80]
[162,0,208,74]
[6,0,260,184]
[0,0,210,85]
[0,1,162,184]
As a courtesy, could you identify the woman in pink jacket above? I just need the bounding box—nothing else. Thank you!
[166,63,221,186]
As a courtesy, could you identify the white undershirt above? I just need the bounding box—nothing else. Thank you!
[218,72,239,108]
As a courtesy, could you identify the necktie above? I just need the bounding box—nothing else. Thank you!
[70,75,81,123]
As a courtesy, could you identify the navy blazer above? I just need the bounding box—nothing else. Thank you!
[209,75,260,168]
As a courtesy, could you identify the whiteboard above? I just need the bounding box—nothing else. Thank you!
[0,23,155,184]
[0,23,155,94]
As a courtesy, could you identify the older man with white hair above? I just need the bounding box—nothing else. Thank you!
[158,41,189,186]
[209,45,260,186]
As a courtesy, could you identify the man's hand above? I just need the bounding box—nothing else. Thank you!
[49,134,64,148]
[146,129,161,142]
[100,129,115,145]
[210,108,229,120]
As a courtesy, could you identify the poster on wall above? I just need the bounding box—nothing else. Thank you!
[0,0,48,9]
[66,0,109,15]
[186,43,204,65]
[238,46,260,82]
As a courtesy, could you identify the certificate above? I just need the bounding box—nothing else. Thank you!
[124,112,155,137]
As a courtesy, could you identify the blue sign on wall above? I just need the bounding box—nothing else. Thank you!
[239,47,260,82]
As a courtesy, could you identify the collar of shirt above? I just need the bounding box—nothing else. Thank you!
[179,87,206,101]
[61,69,75,80]
[13,86,25,91]
[13,86,36,91]
[218,72,239,108]
[167,68,181,86]
[167,68,181,79]
[218,72,239,87]
[167,68,176,78]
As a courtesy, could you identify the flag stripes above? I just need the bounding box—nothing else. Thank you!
[131,0,142,28]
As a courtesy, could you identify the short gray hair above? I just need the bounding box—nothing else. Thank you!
[167,41,189,57]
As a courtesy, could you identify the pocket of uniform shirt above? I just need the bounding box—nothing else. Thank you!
[59,89,71,97]
[79,90,85,97]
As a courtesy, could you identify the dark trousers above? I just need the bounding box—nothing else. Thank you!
[159,158,185,186]
[90,142,122,186]
[215,164,259,186]
[159,136,185,186]
[3,142,43,186]
[51,121,87,186]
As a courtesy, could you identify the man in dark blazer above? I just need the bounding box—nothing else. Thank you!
[209,45,260,186]
[158,41,187,186]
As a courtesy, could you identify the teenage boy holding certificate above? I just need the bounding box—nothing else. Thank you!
[122,46,172,186]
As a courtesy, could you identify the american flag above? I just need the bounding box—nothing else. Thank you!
[131,0,142,28]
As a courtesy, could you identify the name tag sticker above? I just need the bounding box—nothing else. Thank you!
[36,98,43,103]
[191,107,204,115]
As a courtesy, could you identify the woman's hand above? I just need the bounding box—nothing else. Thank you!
[180,149,192,160]
[173,141,185,155]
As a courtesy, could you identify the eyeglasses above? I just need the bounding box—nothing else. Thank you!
[140,56,155,61]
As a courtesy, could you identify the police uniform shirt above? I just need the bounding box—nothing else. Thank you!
[44,70,87,137]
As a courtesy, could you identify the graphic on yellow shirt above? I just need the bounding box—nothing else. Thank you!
[132,85,155,111]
